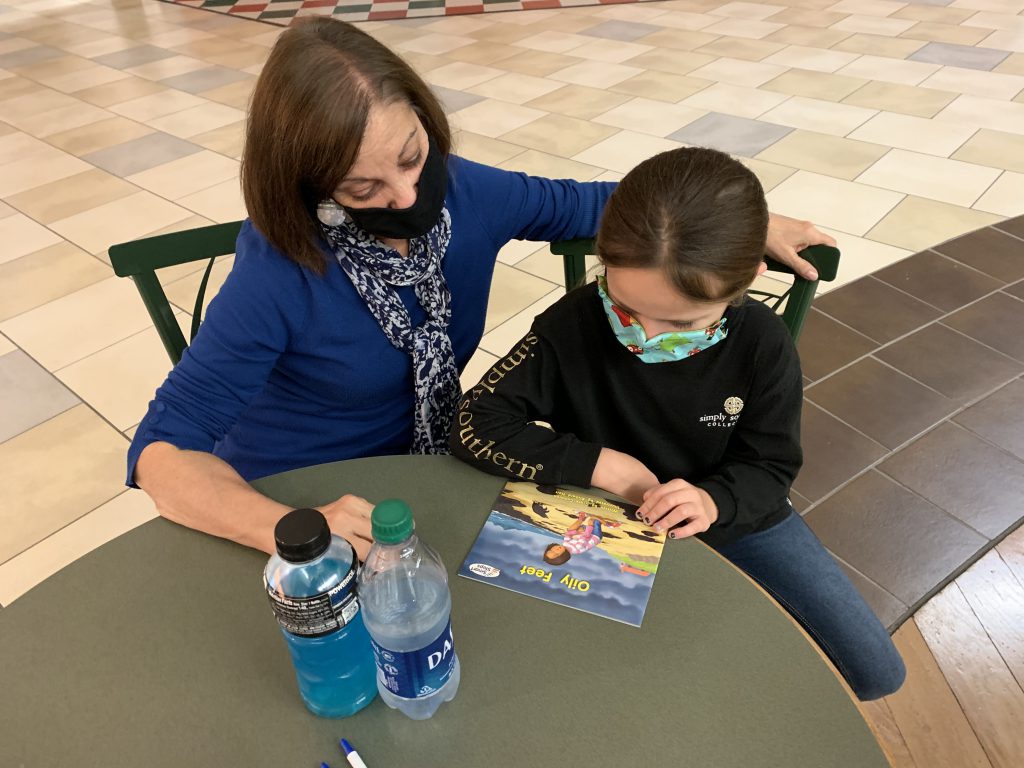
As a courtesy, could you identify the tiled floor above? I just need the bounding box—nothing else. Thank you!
[2,0,1024,638]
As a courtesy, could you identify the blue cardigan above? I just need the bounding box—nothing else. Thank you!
[127,157,615,483]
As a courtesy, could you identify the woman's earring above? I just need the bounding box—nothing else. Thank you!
[317,199,347,226]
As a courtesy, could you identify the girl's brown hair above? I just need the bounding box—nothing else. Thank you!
[543,544,571,566]
[241,18,451,274]
[597,147,768,304]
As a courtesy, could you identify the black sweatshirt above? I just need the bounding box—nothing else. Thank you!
[449,282,803,549]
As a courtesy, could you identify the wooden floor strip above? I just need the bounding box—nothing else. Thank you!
[915,583,1024,768]
[861,697,917,768]
[884,619,993,768]
[995,526,1024,589]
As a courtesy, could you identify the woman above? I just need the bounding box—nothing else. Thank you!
[128,18,834,560]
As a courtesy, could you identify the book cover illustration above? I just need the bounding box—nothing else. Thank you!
[458,481,667,627]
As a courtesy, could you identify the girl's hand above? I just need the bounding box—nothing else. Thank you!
[637,479,719,540]
[318,493,374,560]
[766,213,837,282]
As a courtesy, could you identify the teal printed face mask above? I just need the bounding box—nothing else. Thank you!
[597,274,728,364]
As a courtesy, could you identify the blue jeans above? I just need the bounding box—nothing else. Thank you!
[715,510,906,701]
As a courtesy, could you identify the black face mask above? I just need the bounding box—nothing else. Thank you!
[342,136,447,240]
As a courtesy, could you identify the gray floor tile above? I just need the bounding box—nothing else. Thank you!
[431,85,485,115]
[0,45,64,69]
[908,42,1010,71]
[580,20,664,42]
[92,45,178,70]
[0,350,80,443]
[668,113,793,159]
[834,556,908,632]
[159,66,251,95]
[82,133,203,177]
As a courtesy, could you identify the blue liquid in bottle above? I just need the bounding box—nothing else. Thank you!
[264,508,378,718]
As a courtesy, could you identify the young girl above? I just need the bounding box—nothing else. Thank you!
[450,147,905,701]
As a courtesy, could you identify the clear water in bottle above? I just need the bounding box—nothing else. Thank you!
[264,508,378,718]
[359,499,461,720]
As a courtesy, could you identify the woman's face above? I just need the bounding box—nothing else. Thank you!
[333,100,428,211]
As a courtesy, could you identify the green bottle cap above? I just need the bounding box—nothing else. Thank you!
[371,499,415,544]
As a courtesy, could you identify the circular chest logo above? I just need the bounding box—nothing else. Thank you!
[724,396,744,415]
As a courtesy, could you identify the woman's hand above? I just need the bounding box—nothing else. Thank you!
[766,213,837,281]
[591,448,660,506]
[637,479,719,540]
[318,494,375,560]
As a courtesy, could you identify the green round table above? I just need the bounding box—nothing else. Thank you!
[0,456,887,767]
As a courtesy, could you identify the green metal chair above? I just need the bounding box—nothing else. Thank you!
[110,221,839,366]
[549,239,840,343]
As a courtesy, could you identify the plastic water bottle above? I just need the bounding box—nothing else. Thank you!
[263,508,378,718]
[358,499,461,720]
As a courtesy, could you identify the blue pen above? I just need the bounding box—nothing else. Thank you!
[340,738,369,768]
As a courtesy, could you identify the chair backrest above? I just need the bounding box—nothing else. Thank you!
[548,239,841,343]
[109,221,244,365]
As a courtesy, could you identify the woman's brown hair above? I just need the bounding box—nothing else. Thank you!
[241,18,451,274]
[597,147,768,304]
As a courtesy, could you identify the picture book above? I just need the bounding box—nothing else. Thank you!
[458,481,667,627]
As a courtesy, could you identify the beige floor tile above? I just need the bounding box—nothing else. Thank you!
[0,488,157,606]
[190,120,245,159]
[513,243,572,283]
[500,112,618,155]
[973,170,1024,216]
[12,100,111,138]
[549,59,644,89]
[391,52,448,74]
[594,96,706,137]
[635,28,720,52]
[858,148,1000,206]
[460,348,500,392]
[0,275,158,370]
[0,142,91,197]
[866,195,1001,251]
[515,31,594,54]
[825,0,904,14]
[395,32,477,56]
[832,14,916,36]
[681,81,789,118]
[741,156,798,190]
[765,25,854,47]
[608,70,712,102]
[201,78,255,110]
[849,111,978,156]
[919,66,1024,100]
[0,334,14,356]
[56,324,177,430]
[762,44,860,72]
[838,54,941,86]
[0,88,81,125]
[900,21,989,46]
[952,128,1024,174]
[497,149,605,181]
[0,76,45,103]
[72,76,167,108]
[892,5,974,24]
[425,61,504,90]
[832,32,926,57]
[43,115,153,156]
[176,178,246,223]
[694,36,787,61]
[451,130,525,166]
[598,5,676,23]
[60,35,140,60]
[496,49,585,77]
[44,63,130,95]
[482,268,560,338]
[496,238,551,267]
[961,10,1024,31]
[164,256,234,315]
[126,150,239,200]
[125,55,209,82]
[935,93,1024,134]
[110,89,207,122]
[6,168,136,225]
[815,226,913,292]
[0,405,129,566]
[0,242,110,323]
[645,10,718,31]
[146,101,246,139]
[770,8,850,27]
[995,53,1024,75]
[444,41,522,67]
[756,129,889,179]
[766,169,904,235]
[49,190,191,255]
[567,39,654,65]
[688,56,789,87]
[708,2,786,20]
[759,95,877,135]
[982,28,1024,54]
[762,68,869,101]
[469,23,548,46]
[572,130,683,174]
[625,50,716,80]
[0,213,61,265]
[450,98,546,138]
[467,72,562,104]
[842,80,958,117]
[0,131,54,166]
[703,17,785,40]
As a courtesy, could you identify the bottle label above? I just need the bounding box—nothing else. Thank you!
[370,619,456,699]
[264,560,360,638]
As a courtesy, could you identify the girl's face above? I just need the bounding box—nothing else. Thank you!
[333,100,428,210]
[603,264,763,339]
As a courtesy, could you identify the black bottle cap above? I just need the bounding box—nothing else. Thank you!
[274,508,331,563]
